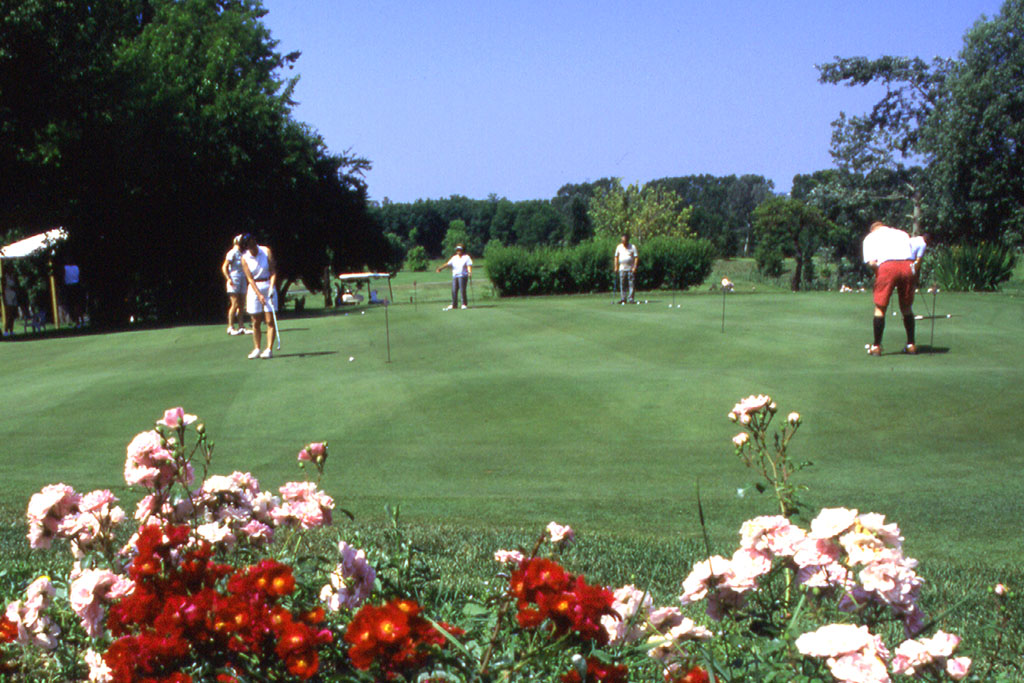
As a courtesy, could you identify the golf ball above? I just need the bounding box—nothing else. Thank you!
[349,356,354,362]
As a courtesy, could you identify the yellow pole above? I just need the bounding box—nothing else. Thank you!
[49,259,60,330]
[0,257,7,333]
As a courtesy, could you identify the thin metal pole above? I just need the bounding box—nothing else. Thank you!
[385,303,391,363]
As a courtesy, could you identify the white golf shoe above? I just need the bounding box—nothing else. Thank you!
[247,348,261,359]
[443,305,454,311]
[461,304,467,309]
[260,348,273,359]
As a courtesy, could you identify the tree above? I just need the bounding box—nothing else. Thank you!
[752,198,832,291]
[922,0,1024,246]
[817,56,951,174]
[587,179,692,243]
[0,0,382,324]
[441,220,470,256]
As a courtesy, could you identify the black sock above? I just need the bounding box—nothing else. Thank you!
[903,315,916,345]
[873,317,885,346]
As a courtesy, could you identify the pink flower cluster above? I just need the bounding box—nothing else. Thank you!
[597,584,711,679]
[796,624,891,683]
[677,510,924,634]
[320,541,376,611]
[156,407,197,429]
[3,576,60,650]
[272,481,335,529]
[728,394,775,424]
[27,485,125,555]
[892,631,970,680]
[494,549,526,564]
[69,565,134,638]
[297,442,327,464]
[124,429,193,489]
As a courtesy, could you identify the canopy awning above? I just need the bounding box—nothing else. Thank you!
[0,228,68,259]
[335,272,392,281]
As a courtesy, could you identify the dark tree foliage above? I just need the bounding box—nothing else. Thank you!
[923,0,1024,246]
[752,197,832,291]
[0,0,381,325]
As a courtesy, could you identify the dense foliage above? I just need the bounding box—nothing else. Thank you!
[0,0,385,324]
[485,238,714,297]
[927,243,1018,292]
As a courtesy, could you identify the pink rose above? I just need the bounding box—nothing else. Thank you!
[946,656,971,680]
[493,549,525,564]
[157,407,197,428]
[546,521,575,545]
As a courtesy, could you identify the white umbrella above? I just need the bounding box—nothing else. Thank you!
[0,227,68,259]
[0,227,69,331]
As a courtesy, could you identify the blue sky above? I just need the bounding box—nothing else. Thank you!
[260,1,1004,203]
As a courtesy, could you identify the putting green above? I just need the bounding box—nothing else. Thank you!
[1,289,1020,565]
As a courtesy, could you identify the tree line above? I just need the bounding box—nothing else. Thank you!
[1,0,386,325]
[3,0,1021,324]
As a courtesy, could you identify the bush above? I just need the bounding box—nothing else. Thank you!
[486,238,712,296]
[755,246,785,279]
[643,236,716,290]
[928,243,1018,291]
[403,245,429,272]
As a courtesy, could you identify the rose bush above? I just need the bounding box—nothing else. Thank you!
[0,400,1008,681]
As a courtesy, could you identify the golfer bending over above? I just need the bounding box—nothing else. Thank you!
[437,244,472,310]
[240,234,278,359]
[862,221,920,356]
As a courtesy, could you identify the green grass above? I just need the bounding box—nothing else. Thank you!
[2,282,1022,573]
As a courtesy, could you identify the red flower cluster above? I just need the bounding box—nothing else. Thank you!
[560,656,629,682]
[668,666,712,683]
[344,598,462,679]
[510,557,616,644]
[102,524,331,682]
[0,615,16,642]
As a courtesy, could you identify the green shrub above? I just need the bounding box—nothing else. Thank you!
[929,243,1018,291]
[403,245,429,272]
[755,246,785,278]
[486,238,712,296]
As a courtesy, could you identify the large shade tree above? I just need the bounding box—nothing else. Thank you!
[0,0,381,324]
[818,0,1024,248]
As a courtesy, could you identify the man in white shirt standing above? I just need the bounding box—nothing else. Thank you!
[862,221,919,356]
[614,234,638,304]
[437,245,473,310]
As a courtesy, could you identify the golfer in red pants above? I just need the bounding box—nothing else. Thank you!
[862,221,921,356]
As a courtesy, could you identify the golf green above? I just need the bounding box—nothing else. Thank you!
[1,289,1020,566]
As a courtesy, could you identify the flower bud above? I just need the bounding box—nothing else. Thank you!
[994,583,1008,596]
[787,412,801,426]
[768,401,777,414]
[732,433,749,447]
[196,423,205,435]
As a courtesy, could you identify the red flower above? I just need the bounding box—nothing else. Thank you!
[669,667,711,683]
[561,656,629,682]
[509,558,615,644]
[344,599,458,678]
[0,615,18,643]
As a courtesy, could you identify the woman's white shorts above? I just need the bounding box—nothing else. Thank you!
[246,281,278,314]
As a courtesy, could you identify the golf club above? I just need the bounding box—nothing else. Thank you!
[268,292,281,350]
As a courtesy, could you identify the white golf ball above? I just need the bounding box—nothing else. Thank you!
[361,311,365,315]
[349,356,354,362]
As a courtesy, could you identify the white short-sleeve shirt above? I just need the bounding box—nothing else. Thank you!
[863,226,912,265]
[615,243,637,271]
[447,253,473,277]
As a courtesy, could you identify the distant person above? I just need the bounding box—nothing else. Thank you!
[240,234,278,359]
[614,233,638,304]
[863,221,918,356]
[437,244,472,310]
[63,263,84,326]
[909,232,928,286]
[221,234,247,335]
[2,270,18,337]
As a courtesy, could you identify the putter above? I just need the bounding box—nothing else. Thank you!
[268,293,281,350]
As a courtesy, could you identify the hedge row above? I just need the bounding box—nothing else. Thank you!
[484,237,716,296]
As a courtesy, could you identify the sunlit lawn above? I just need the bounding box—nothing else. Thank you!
[2,278,1022,571]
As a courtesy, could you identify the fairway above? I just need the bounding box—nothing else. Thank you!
[2,289,1022,567]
